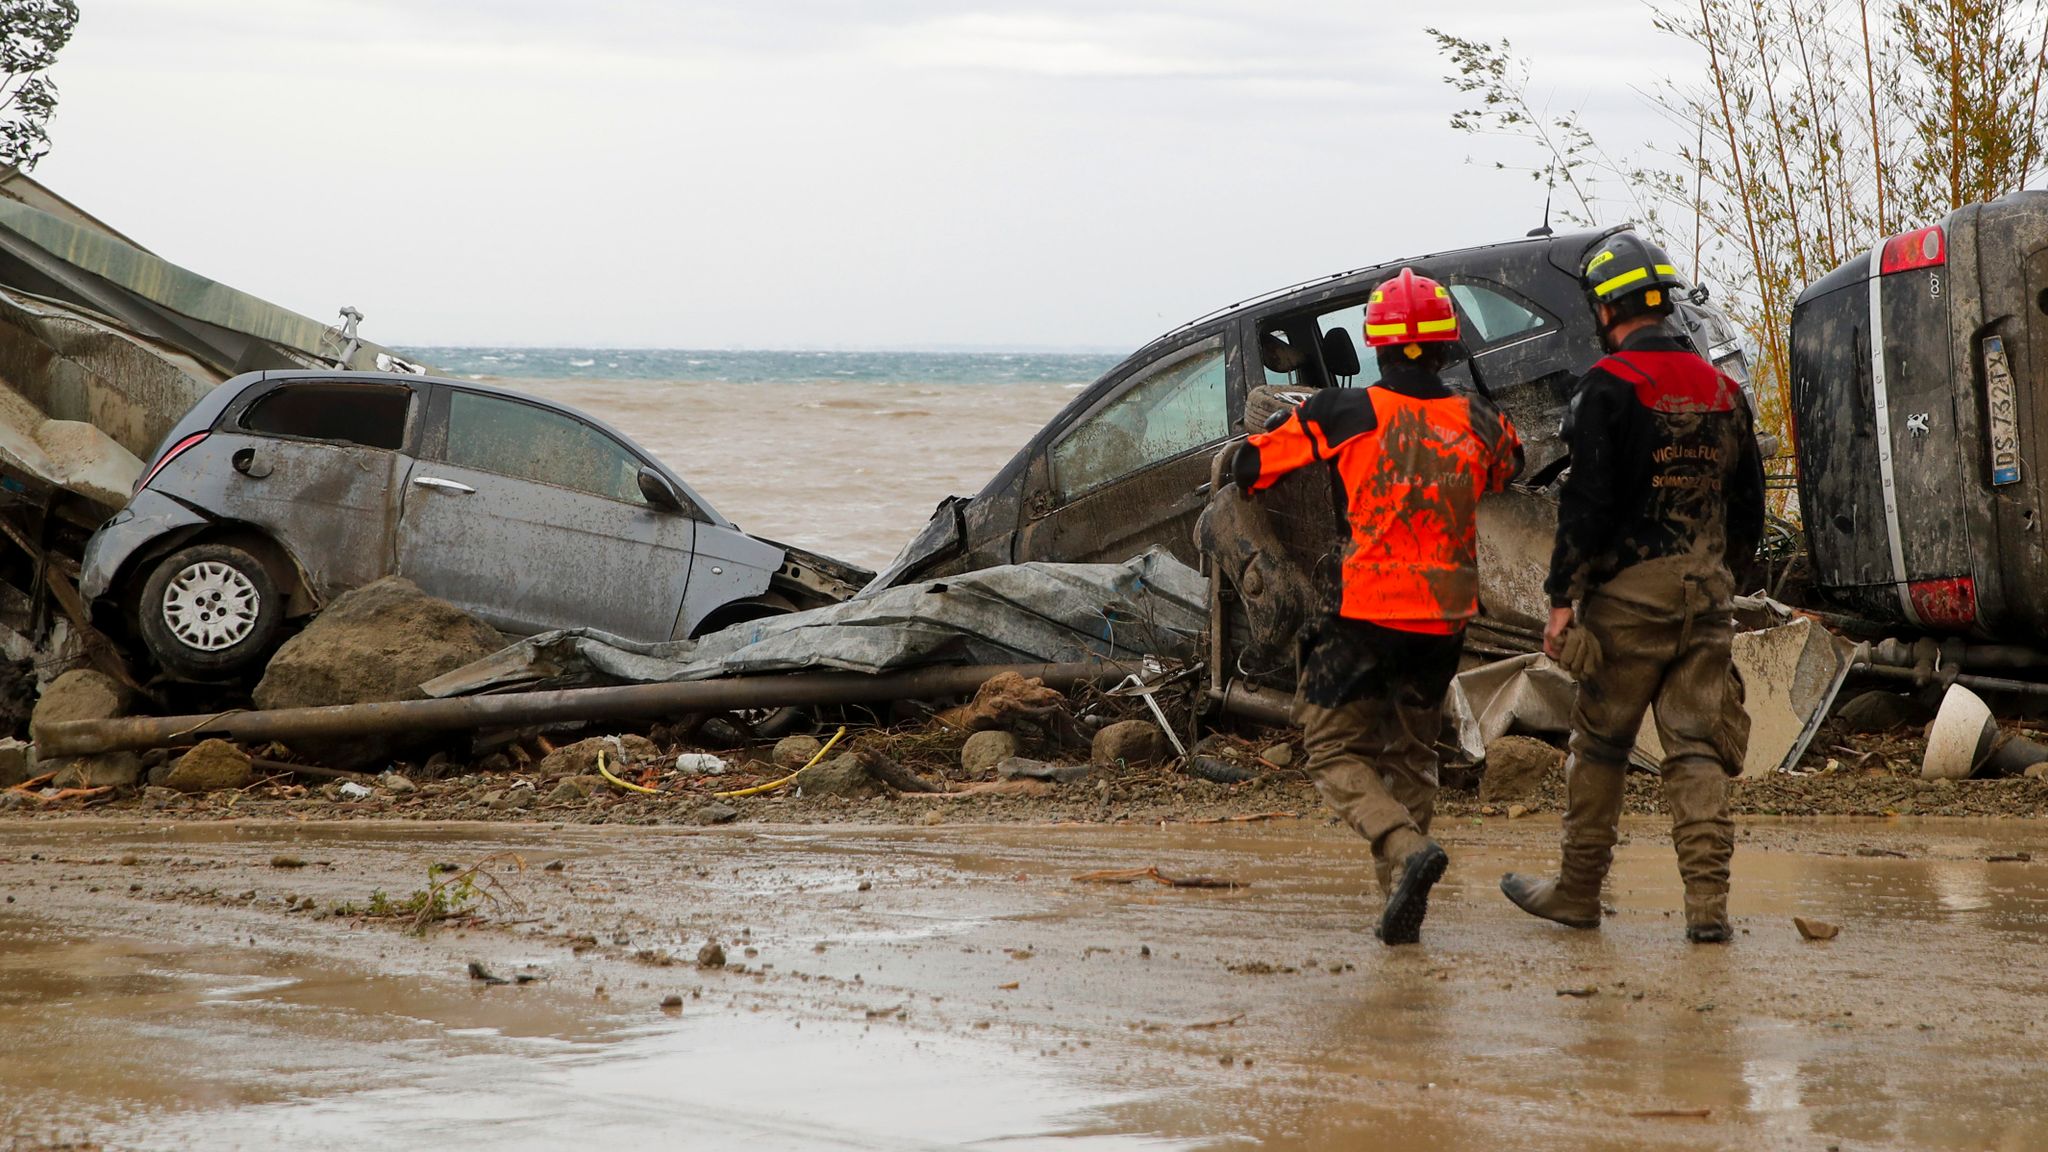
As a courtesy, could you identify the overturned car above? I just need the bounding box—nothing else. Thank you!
[82,370,868,679]
[1790,190,2048,640]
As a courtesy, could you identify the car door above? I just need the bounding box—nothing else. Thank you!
[394,386,696,640]
[1015,332,1237,567]
[169,378,417,600]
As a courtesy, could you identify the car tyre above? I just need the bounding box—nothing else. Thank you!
[137,543,283,679]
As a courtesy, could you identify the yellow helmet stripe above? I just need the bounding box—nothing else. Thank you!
[1654,264,1677,276]
[1364,322,1410,337]
[1593,266,1650,297]
[1414,317,1459,334]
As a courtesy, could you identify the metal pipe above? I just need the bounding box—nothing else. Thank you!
[1215,678,1293,727]
[35,661,1129,758]
[1852,662,2048,698]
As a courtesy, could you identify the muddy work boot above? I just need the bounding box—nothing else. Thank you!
[1683,890,1732,943]
[1499,755,1625,930]
[1374,829,1448,946]
[1498,872,1602,929]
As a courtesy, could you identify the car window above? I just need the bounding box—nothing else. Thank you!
[1051,340,1228,500]
[240,383,411,450]
[1448,282,1549,344]
[443,390,645,503]
[1314,300,1382,386]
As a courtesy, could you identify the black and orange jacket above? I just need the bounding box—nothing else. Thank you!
[1230,361,1523,630]
[1544,329,1767,606]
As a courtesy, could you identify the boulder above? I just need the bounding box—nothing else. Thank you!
[1480,735,1563,802]
[771,734,824,769]
[254,577,502,710]
[801,753,884,798]
[1093,719,1172,768]
[160,739,252,793]
[30,668,131,744]
[537,735,660,779]
[252,578,502,769]
[48,751,142,789]
[961,730,1019,774]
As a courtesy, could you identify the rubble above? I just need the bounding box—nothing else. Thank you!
[802,753,887,799]
[159,739,253,793]
[1479,736,1562,802]
[770,735,823,769]
[0,738,28,788]
[961,730,1019,774]
[537,736,661,779]
[1093,720,1171,768]
[29,668,130,742]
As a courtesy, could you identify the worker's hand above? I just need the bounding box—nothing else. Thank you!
[1543,605,1574,660]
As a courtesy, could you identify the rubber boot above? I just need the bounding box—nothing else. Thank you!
[1374,827,1448,946]
[1663,757,1734,943]
[1500,754,1625,930]
[1684,890,1731,943]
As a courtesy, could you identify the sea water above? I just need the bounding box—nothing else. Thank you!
[404,348,1124,570]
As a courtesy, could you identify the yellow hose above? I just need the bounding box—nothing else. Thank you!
[714,726,847,798]
[596,748,660,795]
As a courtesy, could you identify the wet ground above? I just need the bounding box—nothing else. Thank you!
[7,816,2048,1150]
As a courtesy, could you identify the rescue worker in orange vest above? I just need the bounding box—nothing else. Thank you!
[1227,268,1522,945]
[1500,232,1765,943]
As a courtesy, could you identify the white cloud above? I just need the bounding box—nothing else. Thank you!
[30,0,1704,350]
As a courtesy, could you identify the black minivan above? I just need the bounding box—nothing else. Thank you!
[866,227,1758,613]
[1789,190,2048,638]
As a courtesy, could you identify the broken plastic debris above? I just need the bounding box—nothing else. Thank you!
[676,753,729,775]
[336,781,372,800]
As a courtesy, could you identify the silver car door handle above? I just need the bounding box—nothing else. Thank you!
[412,476,476,494]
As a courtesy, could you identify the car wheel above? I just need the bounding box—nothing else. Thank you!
[136,543,283,679]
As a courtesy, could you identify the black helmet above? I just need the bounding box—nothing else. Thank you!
[1579,231,1684,314]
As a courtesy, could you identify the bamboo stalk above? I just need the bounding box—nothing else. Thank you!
[1859,0,1890,234]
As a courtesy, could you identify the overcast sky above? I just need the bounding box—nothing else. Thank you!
[34,1,1699,351]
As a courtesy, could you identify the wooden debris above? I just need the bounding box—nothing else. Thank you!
[1071,866,1245,889]
[1793,916,1840,941]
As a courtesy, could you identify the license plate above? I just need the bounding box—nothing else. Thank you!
[1986,335,2022,485]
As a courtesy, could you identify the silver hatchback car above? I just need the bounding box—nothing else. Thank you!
[81,370,865,679]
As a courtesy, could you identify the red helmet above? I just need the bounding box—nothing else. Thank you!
[1363,268,1459,347]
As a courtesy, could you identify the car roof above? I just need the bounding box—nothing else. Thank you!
[1166,228,1610,338]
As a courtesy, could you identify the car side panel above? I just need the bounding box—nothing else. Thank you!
[145,433,404,602]
[394,457,697,641]
[675,524,781,638]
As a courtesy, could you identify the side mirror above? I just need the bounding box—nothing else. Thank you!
[637,467,684,512]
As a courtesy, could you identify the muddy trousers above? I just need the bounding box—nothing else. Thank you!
[1565,571,1738,915]
[1293,618,1463,886]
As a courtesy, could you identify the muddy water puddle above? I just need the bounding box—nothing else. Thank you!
[0,913,1181,1150]
[7,817,2048,1149]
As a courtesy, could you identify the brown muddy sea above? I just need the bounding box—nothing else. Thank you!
[521,377,1080,570]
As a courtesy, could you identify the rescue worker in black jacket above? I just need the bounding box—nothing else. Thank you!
[1500,232,1765,943]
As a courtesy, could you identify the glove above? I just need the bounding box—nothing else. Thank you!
[1556,623,1604,681]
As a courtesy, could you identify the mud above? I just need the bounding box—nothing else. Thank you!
[6,816,2048,1149]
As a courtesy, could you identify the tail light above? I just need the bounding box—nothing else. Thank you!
[136,431,209,494]
[1908,576,1977,631]
[1880,226,1945,274]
